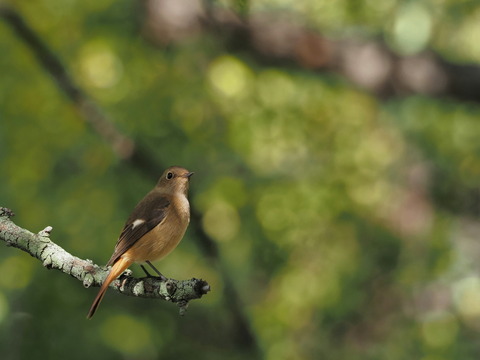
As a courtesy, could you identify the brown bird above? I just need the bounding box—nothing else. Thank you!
[87,166,194,319]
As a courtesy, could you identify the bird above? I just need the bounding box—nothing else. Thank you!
[87,166,194,319]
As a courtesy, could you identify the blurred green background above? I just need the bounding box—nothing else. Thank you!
[1,0,480,359]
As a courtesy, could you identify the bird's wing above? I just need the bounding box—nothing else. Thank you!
[107,193,170,266]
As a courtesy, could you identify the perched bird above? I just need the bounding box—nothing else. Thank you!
[87,166,194,319]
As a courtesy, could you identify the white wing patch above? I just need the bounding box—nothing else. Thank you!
[132,219,146,229]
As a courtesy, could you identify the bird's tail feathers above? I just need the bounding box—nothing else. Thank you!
[87,257,132,319]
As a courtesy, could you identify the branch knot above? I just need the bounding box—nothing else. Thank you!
[38,226,53,237]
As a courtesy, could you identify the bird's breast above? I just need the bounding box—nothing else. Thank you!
[128,193,190,263]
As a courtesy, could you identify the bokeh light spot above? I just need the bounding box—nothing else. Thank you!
[202,201,240,242]
[208,55,253,98]
[453,276,480,318]
[78,40,123,88]
[420,311,458,349]
[391,3,432,54]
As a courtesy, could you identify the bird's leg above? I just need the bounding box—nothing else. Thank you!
[140,264,153,277]
[146,260,167,281]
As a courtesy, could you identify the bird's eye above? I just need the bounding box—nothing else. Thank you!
[166,172,174,180]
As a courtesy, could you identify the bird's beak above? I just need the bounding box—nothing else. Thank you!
[184,172,194,178]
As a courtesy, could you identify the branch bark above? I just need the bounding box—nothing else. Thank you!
[0,207,210,316]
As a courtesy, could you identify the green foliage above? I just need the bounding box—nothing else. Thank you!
[1,1,480,359]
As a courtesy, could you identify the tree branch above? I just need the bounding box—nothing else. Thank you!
[0,207,210,316]
[0,5,135,160]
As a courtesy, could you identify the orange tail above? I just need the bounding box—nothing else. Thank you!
[87,257,133,319]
